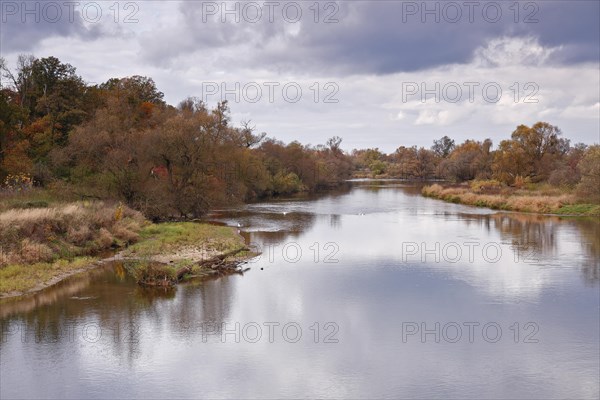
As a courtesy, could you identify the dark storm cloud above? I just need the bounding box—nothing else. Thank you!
[273,0,600,73]
[531,0,600,64]
[3,1,597,74]
[142,0,599,74]
[0,1,105,53]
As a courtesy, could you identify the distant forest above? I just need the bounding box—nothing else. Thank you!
[1,56,598,218]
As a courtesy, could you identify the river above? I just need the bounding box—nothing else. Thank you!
[1,181,599,399]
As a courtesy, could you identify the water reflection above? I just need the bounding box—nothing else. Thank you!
[492,213,599,283]
[1,181,598,399]
[330,214,341,229]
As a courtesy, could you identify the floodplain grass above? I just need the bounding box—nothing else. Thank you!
[423,182,599,216]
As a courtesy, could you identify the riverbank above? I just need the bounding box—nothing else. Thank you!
[117,222,253,287]
[422,183,600,216]
[0,202,251,298]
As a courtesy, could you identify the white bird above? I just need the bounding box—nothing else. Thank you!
[282,212,288,216]
[237,222,242,227]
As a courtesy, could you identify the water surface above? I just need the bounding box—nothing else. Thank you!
[1,181,599,399]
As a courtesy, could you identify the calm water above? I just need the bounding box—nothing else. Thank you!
[1,181,599,399]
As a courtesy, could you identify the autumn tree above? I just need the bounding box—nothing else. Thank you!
[439,139,492,182]
[391,146,418,178]
[431,135,455,158]
[414,147,438,180]
[56,76,171,199]
[28,57,87,146]
[576,145,600,202]
[0,54,35,111]
[0,87,29,179]
[0,55,92,184]
[100,75,165,106]
[351,148,387,176]
[237,120,267,148]
[548,143,587,187]
[494,122,570,183]
[316,136,353,186]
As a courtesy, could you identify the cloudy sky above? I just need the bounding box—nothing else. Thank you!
[1,0,599,151]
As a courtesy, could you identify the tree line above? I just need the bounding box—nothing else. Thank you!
[1,55,598,219]
[0,56,353,219]
[352,124,599,201]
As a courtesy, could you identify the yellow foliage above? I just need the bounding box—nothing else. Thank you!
[3,173,33,191]
[114,202,124,221]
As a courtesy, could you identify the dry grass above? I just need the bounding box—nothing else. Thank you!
[0,201,145,267]
[0,184,78,213]
[422,183,583,214]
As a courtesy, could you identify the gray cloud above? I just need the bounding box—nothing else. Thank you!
[4,1,596,74]
[1,2,112,54]
[136,0,599,74]
[0,0,600,74]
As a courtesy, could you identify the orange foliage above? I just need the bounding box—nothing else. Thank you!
[139,101,155,119]
[1,140,32,176]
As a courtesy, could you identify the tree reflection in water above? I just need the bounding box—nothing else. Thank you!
[457,212,599,285]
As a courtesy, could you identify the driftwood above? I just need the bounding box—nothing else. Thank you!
[175,247,250,281]
[134,247,251,287]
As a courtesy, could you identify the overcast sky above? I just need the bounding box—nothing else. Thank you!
[1,0,599,152]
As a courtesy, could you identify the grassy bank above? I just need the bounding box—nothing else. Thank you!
[0,200,249,297]
[124,222,247,262]
[422,183,600,216]
[0,257,98,295]
[120,222,252,285]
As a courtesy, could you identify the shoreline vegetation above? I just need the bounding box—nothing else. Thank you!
[118,222,254,287]
[422,181,600,217]
[0,201,252,298]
